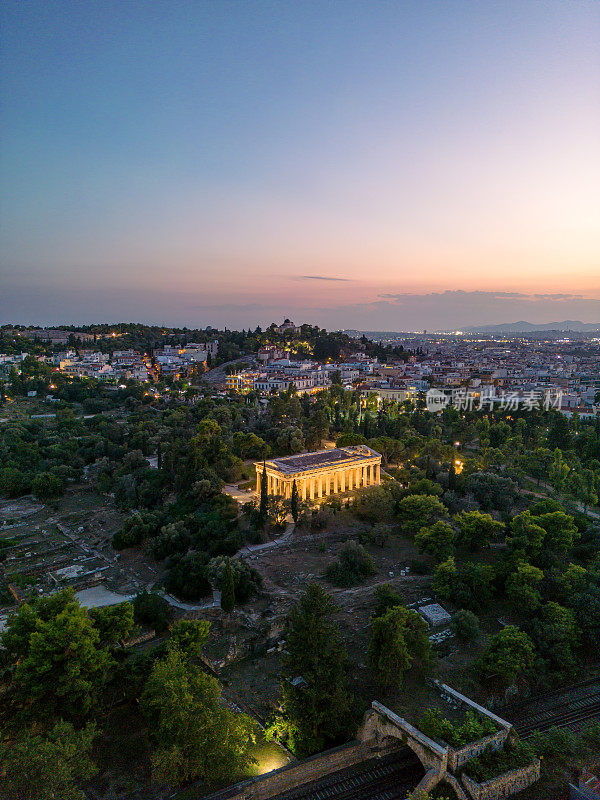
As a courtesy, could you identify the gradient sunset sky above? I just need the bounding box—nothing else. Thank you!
[1,1,599,330]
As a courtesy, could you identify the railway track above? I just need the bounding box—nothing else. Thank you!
[508,677,600,738]
[271,750,422,800]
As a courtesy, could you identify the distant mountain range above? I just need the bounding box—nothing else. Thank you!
[464,320,600,333]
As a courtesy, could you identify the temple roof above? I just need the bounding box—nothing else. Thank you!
[259,445,380,475]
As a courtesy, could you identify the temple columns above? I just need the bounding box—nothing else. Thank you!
[302,478,307,500]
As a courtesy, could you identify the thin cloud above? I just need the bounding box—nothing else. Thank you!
[296,275,352,282]
[378,290,581,302]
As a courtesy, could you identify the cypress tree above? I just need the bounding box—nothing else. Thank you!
[221,559,235,613]
[259,461,268,524]
[448,460,456,490]
[291,479,299,523]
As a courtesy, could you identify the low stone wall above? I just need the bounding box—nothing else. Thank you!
[364,701,447,771]
[448,729,510,771]
[202,740,399,800]
[461,760,541,800]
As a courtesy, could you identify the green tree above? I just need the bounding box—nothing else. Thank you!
[352,485,395,522]
[534,511,579,556]
[415,521,456,562]
[531,601,580,680]
[452,610,480,641]
[568,469,598,513]
[2,588,113,719]
[275,584,352,756]
[454,510,504,551]
[0,720,97,800]
[259,462,268,524]
[477,625,535,692]
[325,540,376,587]
[397,494,448,535]
[168,619,210,659]
[432,556,457,600]
[221,557,236,613]
[291,479,299,522]
[133,589,174,633]
[207,555,262,603]
[507,511,547,560]
[547,413,572,450]
[549,449,570,494]
[506,561,544,611]
[31,471,65,501]
[142,647,254,785]
[89,601,135,648]
[369,605,430,689]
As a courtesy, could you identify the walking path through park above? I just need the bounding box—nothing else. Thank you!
[238,520,296,556]
[71,521,296,610]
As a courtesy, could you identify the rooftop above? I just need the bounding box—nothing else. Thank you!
[261,445,380,475]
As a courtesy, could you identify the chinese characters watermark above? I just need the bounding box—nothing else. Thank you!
[426,387,562,413]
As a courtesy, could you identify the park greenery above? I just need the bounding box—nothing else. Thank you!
[1,322,600,795]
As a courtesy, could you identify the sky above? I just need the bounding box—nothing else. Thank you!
[1,0,599,331]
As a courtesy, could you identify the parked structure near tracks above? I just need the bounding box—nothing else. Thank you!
[202,683,540,800]
[255,445,382,501]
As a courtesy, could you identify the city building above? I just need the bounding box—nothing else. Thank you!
[255,445,382,501]
[276,318,301,335]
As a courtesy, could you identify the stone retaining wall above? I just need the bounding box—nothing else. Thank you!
[202,740,399,800]
[448,729,510,771]
[461,760,541,800]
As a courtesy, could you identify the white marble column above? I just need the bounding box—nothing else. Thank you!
[302,478,307,500]
[376,464,381,484]
[310,477,315,500]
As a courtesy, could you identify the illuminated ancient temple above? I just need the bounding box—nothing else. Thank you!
[255,445,382,501]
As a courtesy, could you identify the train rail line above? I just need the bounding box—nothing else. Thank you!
[508,677,600,738]
[271,750,422,800]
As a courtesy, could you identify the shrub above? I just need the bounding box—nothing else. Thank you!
[133,590,173,634]
[165,552,212,601]
[360,522,392,548]
[112,511,164,550]
[151,522,190,560]
[373,584,404,617]
[409,558,430,575]
[452,609,480,641]
[465,739,535,782]
[419,708,496,748]
[325,541,376,587]
[207,556,262,603]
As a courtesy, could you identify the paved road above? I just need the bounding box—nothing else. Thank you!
[200,354,254,385]
[76,586,136,608]
[238,521,295,556]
